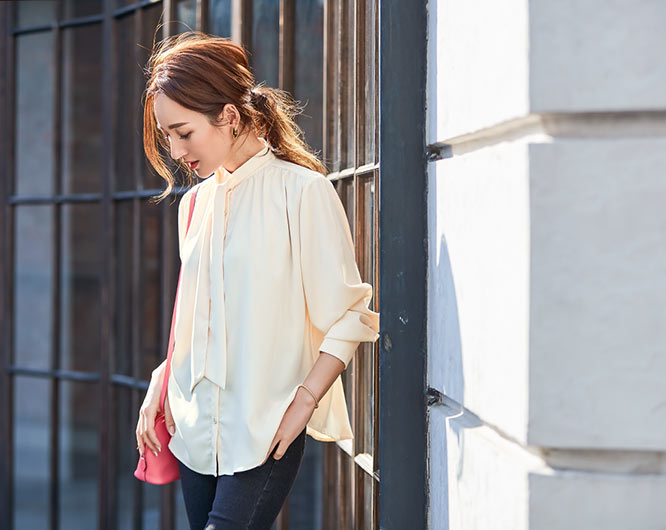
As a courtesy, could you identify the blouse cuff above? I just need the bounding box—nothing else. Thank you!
[319,337,360,369]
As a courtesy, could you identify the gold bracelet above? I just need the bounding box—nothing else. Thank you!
[298,384,319,409]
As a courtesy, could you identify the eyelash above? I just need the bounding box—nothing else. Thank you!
[163,132,191,141]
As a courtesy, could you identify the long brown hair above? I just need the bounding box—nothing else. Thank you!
[142,31,326,203]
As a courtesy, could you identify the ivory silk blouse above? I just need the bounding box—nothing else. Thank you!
[166,138,380,476]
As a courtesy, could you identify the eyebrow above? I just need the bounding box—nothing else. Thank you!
[157,121,189,131]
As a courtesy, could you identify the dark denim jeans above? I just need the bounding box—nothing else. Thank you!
[177,427,307,530]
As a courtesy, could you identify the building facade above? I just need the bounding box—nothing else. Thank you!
[426,1,666,528]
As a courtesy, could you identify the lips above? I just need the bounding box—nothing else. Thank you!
[186,160,199,170]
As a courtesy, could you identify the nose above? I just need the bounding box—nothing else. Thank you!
[169,140,187,161]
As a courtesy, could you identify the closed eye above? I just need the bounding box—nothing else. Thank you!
[162,132,192,141]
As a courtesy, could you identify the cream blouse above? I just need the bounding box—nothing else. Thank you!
[166,139,380,476]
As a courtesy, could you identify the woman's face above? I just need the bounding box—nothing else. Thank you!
[153,93,237,179]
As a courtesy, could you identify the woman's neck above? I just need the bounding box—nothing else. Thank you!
[223,133,266,174]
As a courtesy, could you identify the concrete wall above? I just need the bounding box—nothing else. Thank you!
[426,1,666,528]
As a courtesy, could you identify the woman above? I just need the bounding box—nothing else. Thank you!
[135,32,379,529]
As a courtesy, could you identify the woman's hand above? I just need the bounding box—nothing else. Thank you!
[261,387,317,464]
[135,366,175,458]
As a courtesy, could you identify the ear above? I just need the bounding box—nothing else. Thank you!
[219,103,240,129]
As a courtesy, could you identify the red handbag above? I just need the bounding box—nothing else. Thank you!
[134,188,198,484]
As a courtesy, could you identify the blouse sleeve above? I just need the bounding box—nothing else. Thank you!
[299,175,380,369]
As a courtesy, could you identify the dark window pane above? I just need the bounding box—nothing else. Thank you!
[114,385,134,528]
[16,1,57,27]
[326,447,352,528]
[209,0,232,37]
[115,201,134,376]
[140,200,163,380]
[340,0,354,169]
[141,2,166,190]
[334,177,354,240]
[15,32,55,196]
[324,0,339,172]
[174,483,191,529]
[116,13,140,192]
[294,0,324,159]
[63,0,103,19]
[251,0,279,87]
[58,380,99,528]
[142,478,162,527]
[14,206,54,370]
[13,376,50,529]
[60,203,103,372]
[62,24,104,194]
[364,0,377,164]
[177,0,197,31]
[286,437,324,528]
[361,468,375,528]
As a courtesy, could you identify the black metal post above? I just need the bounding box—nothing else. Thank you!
[378,0,428,528]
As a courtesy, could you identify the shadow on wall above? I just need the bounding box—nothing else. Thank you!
[426,1,483,521]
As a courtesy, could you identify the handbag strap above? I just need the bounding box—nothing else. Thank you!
[160,188,198,412]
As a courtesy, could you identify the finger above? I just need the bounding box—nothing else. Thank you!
[136,429,144,456]
[144,409,162,453]
[141,413,160,456]
[273,440,286,460]
[164,397,176,436]
[262,438,279,466]
[144,425,161,456]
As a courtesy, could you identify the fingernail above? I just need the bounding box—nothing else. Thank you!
[157,446,161,452]
[168,426,175,436]
[153,450,158,457]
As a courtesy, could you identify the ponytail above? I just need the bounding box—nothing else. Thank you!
[249,83,326,175]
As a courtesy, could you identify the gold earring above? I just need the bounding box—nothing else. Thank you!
[232,128,238,139]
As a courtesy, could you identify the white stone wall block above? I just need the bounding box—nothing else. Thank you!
[528,139,666,449]
[530,0,666,112]
[427,0,530,143]
[529,470,666,529]
[428,146,532,445]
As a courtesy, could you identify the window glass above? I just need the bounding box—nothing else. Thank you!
[324,1,339,172]
[114,386,134,528]
[294,0,324,159]
[251,0,280,87]
[62,24,104,194]
[114,201,134,376]
[177,0,198,32]
[15,32,55,196]
[58,380,99,529]
[60,203,103,373]
[63,0,103,19]
[116,13,139,191]
[14,205,54,370]
[210,0,233,37]
[140,199,164,380]
[13,376,51,529]
[363,0,377,164]
[141,2,168,190]
[16,1,57,27]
